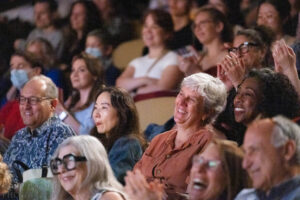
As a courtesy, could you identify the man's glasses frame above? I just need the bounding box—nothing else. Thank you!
[50,154,87,175]
[18,96,53,105]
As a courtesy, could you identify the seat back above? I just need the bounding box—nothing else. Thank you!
[135,96,176,131]
[112,39,144,71]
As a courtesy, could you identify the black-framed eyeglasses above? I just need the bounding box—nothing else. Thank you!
[50,154,87,175]
[18,96,53,105]
[192,156,221,170]
[228,42,259,55]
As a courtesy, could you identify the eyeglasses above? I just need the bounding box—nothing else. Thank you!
[18,96,53,105]
[192,156,221,170]
[50,154,87,175]
[228,42,259,55]
[192,20,214,30]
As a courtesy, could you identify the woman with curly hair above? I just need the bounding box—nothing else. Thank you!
[234,68,300,127]
[91,87,146,184]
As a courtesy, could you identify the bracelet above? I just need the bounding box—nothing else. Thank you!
[58,111,68,121]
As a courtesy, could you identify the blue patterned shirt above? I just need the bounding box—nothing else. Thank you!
[3,116,76,183]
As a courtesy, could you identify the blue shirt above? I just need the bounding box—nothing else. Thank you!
[235,176,300,200]
[108,136,143,184]
[3,116,76,183]
[73,103,95,135]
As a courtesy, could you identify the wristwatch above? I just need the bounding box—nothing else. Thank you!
[58,111,68,121]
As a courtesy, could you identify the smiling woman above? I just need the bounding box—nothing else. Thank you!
[134,72,227,198]
[233,68,300,127]
[50,135,126,200]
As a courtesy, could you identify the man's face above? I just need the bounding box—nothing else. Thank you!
[242,119,289,192]
[19,79,54,130]
[34,2,53,29]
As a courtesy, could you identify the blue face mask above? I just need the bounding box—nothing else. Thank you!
[85,47,102,58]
[10,69,29,90]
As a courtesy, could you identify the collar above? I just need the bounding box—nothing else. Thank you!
[27,116,58,137]
[256,175,300,199]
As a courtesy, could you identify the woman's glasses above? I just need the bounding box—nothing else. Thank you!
[50,154,87,175]
[228,42,259,55]
[192,156,221,170]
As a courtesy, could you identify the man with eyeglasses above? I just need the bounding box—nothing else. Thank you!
[235,115,300,200]
[2,75,75,199]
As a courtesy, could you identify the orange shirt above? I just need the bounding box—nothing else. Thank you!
[134,128,212,195]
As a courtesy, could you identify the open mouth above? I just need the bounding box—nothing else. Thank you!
[193,178,207,190]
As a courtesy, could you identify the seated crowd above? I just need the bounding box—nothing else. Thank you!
[0,0,300,200]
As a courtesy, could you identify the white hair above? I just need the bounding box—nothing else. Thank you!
[51,135,124,200]
[271,115,300,164]
[181,72,227,124]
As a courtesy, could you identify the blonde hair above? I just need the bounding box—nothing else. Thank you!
[0,155,11,194]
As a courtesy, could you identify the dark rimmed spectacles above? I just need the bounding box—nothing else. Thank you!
[192,156,221,170]
[18,96,53,105]
[50,154,87,175]
[228,42,259,55]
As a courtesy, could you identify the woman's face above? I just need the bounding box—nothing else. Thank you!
[257,3,282,35]
[70,59,96,90]
[92,92,119,134]
[10,55,36,79]
[70,3,86,31]
[188,143,226,200]
[232,35,264,69]
[57,145,87,197]
[174,86,206,129]
[234,77,262,126]
[193,11,222,45]
[142,14,167,48]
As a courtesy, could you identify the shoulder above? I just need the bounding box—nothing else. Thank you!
[129,55,148,66]
[46,117,76,136]
[234,188,258,200]
[111,136,142,151]
[100,191,124,200]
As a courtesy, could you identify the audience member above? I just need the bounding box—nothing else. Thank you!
[235,116,300,199]
[116,9,183,95]
[3,75,75,197]
[134,72,227,198]
[126,139,250,200]
[55,52,103,135]
[14,0,65,59]
[167,0,201,50]
[50,135,125,200]
[92,0,134,45]
[85,29,120,86]
[257,0,295,45]
[91,87,146,184]
[178,7,233,76]
[0,51,43,140]
[233,68,299,127]
[25,37,65,98]
[219,26,274,89]
[62,0,102,67]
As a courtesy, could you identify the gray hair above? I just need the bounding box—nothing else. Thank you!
[271,115,300,164]
[181,72,227,124]
[29,75,58,98]
[51,135,124,200]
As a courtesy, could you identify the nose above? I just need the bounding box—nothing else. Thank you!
[242,155,251,170]
[234,93,242,105]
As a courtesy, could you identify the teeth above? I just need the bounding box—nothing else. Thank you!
[178,109,185,114]
[235,108,244,111]
[193,178,206,189]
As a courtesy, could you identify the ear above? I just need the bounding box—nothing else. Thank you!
[283,140,296,162]
[33,67,42,75]
[215,22,224,34]
[50,98,58,110]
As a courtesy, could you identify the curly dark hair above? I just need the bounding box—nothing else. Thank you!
[90,87,146,151]
[242,68,300,119]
